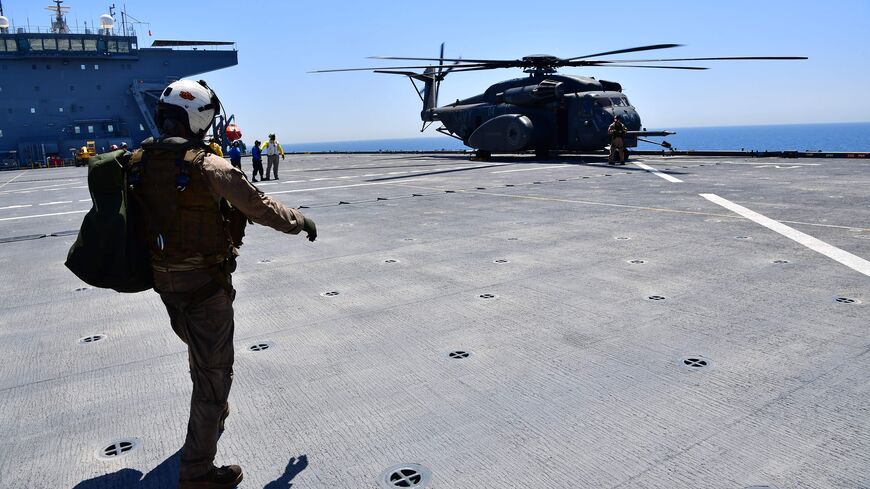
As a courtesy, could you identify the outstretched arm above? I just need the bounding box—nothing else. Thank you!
[200,154,312,238]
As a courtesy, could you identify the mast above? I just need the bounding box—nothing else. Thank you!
[46,0,71,34]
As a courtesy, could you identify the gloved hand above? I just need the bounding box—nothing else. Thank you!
[303,217,317,242]
[281,154,285,160]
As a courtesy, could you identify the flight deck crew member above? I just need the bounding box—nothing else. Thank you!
[260,134,284,181]
[130,79,317,489]
[228,141,242,171]
[251,140,264,182]
[608,115,627,165]
[208,137,224,157]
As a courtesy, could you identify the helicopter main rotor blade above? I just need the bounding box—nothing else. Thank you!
[369,56,516,64]
[309,63,493,73]
[599,56,808,62]
[442,64,520,73]
[567,43,682,61]
[581,64,709,70]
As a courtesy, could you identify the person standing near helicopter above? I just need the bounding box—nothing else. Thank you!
[608,115,627,165]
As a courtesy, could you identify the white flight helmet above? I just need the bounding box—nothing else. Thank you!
[156,79,220,138]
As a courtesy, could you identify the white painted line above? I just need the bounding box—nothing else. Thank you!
[0,172,24,189]
[308,177,329,181]
[0,182,83,195]
[268,180,419,195]
[700,193,870,277]
[0,204,32,210]
[725,162,821,166]
[491,164,571,174]
[39,201,73,206]
[79,199,91,202]
[280,180,306,184]
[633,162,683,183]
[0,209,88,222]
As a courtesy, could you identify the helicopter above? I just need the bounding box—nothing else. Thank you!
[313,44,806,159]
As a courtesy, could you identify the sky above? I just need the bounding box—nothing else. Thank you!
[6,0,870,143]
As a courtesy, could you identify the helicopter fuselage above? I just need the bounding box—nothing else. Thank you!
[429,74,642,153]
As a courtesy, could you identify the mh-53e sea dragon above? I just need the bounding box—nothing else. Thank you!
[313,44,805,159]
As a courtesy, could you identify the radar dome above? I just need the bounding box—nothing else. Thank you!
[0,16,10,29]
[99,14,114,29]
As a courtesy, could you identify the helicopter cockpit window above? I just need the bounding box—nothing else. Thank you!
[595,97,612,106]
[611,97,627,107]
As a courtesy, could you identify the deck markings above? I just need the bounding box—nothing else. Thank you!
[0,182,81,195]
[0,209,88,222]
[633,161,683,183]
[39,201,73,206]
[386,182,870,233]
[0,204,32,210]
[491,165,571,174]
[0,172,24,189]
[701,193,870,277]
[268,180,421,195]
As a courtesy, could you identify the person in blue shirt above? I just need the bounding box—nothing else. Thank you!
[228,141,243,173]
[250,140,264,182]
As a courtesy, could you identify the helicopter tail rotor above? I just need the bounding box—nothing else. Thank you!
[368,43,456,124]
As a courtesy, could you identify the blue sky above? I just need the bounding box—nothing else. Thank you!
[7,0,870,143]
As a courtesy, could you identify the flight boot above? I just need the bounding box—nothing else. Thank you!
[179,465,243,489]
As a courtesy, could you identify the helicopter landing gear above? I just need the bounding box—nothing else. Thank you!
[534,149,550,160]
[474,150,491,161]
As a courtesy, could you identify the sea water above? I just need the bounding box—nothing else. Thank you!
[283,122,870,153]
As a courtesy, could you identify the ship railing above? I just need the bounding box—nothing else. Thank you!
[148,40,236,52]
[0,24,137,36]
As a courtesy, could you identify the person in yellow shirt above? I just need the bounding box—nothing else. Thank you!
[260,134,284,180]
[208,137,224,157]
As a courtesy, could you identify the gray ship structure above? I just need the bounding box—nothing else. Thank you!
[0,1,237,167]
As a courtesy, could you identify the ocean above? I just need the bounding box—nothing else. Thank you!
[282,122,870,153]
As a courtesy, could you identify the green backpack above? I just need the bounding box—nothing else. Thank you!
[64,149,153,293]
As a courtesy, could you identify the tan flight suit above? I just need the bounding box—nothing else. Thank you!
[131,141,306,480]
[608,120,627,164]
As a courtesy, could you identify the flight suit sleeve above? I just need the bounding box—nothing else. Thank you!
[200,154,306,234]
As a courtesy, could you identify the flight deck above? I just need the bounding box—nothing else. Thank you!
[0,153,867,488]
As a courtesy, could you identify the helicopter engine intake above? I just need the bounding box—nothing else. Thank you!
[498,80,565,106]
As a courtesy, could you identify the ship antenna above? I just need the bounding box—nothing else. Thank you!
[1,1,5,17]
[45,0,71,33]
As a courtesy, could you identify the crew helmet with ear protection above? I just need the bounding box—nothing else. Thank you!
[155,79,220,137]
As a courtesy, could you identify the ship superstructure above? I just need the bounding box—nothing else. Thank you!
[0,1,238,167]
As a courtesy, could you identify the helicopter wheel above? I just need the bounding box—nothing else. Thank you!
[534,149,550,160]
[475,150,492,161]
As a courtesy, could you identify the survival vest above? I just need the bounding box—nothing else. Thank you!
[128,137,247,272]
[64,149,154,293]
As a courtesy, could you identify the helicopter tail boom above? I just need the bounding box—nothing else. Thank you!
[373,70,439,122]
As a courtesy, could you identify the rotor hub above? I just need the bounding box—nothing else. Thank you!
[521,55,561,74]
